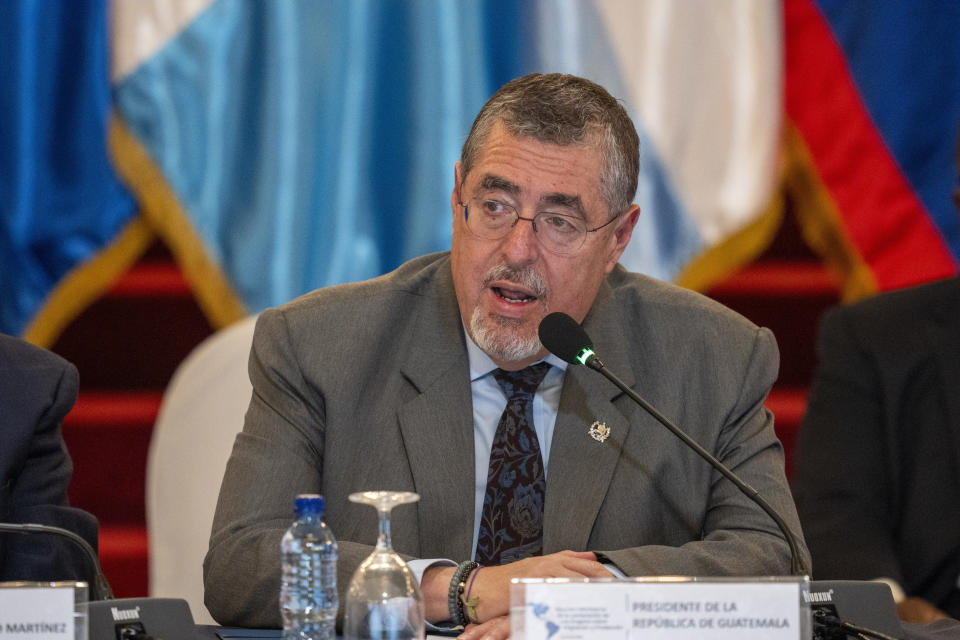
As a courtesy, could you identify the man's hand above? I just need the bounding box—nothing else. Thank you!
[421,550,612,628]
[459,614,510,640]
[896,597,949,623]
[470,551,612,623]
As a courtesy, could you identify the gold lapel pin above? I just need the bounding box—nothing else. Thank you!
[588,420,610,443]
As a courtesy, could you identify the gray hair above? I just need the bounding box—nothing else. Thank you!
[460,73,640,218]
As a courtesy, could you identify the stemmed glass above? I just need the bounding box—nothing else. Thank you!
[343,491,425,640]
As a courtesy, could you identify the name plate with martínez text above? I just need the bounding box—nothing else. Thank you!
[0,582,87,640]
[510,577,810,640]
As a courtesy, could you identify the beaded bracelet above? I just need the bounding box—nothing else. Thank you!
[448,560,479,627]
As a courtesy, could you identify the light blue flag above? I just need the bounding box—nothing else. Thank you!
[2,0,779,335]
[113,0,535,315]
[114,0,769,318]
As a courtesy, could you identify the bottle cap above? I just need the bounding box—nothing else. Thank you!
[294,493,324,516]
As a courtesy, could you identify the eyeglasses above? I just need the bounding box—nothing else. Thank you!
[459,197,620,256]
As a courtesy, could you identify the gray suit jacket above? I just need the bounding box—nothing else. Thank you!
[204,252,808,627]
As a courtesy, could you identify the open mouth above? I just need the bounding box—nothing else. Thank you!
[493,285,537,303]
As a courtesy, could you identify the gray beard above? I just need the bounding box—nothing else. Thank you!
[470,306,544,364]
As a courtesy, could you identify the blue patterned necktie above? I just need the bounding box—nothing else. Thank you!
[475,362,551,565]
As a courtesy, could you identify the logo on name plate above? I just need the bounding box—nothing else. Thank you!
[111,606,142,621]
[588,421,610,442]
[802,589,834,604]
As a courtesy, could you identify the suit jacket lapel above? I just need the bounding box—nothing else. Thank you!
[543,282,636,552]
[396,263,477,560]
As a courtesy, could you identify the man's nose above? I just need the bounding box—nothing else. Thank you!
[500,215,539,262]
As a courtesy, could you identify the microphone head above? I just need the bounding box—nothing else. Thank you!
[538,312,596,366]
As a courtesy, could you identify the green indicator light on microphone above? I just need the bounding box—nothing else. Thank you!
[576,347,595,366]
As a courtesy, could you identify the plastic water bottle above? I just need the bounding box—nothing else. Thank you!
[281,494,339,640]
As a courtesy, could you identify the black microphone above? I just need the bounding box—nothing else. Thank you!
[538,311,809,576]
[0,522,114,600]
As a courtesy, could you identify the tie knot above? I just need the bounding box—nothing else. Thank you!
[493,362,551,400]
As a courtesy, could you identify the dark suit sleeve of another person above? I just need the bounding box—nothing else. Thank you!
[792,305,900,580]
[0,335,99,582]
[792,279,960,616]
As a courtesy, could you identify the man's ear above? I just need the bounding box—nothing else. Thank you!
[604,204,641,273]
[451,162,464,215]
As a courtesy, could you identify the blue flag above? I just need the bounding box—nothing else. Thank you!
[0,0,136,338]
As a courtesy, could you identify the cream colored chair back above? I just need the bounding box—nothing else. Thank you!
[146,315,258,624]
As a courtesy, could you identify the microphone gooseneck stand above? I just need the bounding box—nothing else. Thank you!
[0,521,114,600]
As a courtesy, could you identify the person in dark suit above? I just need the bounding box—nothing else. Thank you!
[793,123,960,625]
[205,73,808,637]
[0,333,99,583]
[793,275,960,623]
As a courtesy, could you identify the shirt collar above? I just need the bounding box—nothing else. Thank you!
[463,326,568,382]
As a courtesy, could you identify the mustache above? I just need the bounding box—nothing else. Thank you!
[481,262,548,301]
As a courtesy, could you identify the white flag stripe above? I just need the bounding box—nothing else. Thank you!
[110,0,215,82]
[596,0,781,244]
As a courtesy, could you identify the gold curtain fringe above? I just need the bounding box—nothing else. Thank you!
[678,122,877,302]
[675,195,784,293]
[108,114,248,329]
[23,216,155,347]
[23,113,248,347]
[780,122,877,301]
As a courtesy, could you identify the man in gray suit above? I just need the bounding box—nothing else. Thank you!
[205,73,807,637]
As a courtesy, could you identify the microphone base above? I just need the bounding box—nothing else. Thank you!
[85,597,196,640]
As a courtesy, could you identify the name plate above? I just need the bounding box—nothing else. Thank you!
[0,582,85,640]
[510,577,809,640]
